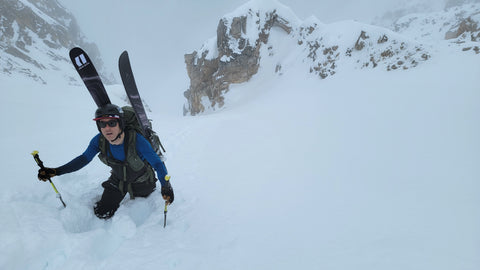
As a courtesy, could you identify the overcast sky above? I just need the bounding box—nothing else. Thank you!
[58,0,447,100]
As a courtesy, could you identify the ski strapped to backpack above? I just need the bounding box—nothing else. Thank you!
[118,51,166,158]
[68,47,166,160]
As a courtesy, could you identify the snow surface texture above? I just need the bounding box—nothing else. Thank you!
[1,1,480,270]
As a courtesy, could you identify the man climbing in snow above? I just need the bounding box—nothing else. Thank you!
[37,104,174,219]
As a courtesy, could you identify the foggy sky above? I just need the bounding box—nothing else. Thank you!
[57,0,448,101]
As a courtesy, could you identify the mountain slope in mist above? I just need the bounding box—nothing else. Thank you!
[0,1,479,270]
[392,1,480,48]
[0,0,112,84]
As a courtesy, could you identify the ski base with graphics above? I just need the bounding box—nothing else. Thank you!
[69,47,111,108]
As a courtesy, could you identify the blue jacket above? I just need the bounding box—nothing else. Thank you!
[56,133,168,186]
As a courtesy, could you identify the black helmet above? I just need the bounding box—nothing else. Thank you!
[93,104,124,130]
[94,104,124,120]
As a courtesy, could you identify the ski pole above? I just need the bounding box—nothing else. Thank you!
[164,201,168,228]
[164,175,171,228]
[31,151,66,208]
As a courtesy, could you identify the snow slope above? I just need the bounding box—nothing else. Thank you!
[392,2,480,44]
[1,2,480,270]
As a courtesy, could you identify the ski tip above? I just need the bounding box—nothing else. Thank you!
[69,47,84,56]
[120,50,129,58]
[119,50,131,68]
[31,150,39,156]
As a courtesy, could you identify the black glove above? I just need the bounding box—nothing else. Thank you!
[161,181,174,204]
[38,167,57,181]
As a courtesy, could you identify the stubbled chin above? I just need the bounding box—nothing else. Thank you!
[103,133,115,141]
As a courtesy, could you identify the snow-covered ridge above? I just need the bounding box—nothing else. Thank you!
[292,19,429,77]
[195,0,430,74]
[392,1,480,51]
[0,0,112,84]
[184,0,430,115]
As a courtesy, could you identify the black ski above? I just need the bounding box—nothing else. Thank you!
[118,50,166,156]
[69,47,111,107]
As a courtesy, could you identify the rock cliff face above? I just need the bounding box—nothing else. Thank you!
[445,17,480,41]
[183,1,431,116]
[184,10,293,115]
[0,0,112,84]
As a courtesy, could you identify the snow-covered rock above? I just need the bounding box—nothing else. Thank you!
[0,0,113,84]
[384,0,480,52]
[183,0,431,116]
[183,0,299,115]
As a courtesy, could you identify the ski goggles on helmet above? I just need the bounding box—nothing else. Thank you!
[93,114,121,121]
[97,119,119,128]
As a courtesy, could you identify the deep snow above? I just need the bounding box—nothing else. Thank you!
[1,1,480,270]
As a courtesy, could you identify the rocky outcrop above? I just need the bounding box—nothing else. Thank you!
[296,22,429,79]
[391,1,480,52]
[184,10,292,116]
[445,17,480,40]
[183,3,431,116]
[0,0,112,84]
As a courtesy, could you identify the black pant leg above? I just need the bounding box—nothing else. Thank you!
[94,181,126,219]
[132,181,156,198]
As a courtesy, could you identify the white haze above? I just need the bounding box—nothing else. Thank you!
[1,0,479,269]
[59,0,448,115]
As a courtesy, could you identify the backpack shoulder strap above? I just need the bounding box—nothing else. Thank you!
[98,134,106,155]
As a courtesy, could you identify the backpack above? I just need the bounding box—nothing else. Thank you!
[122,106,165,159]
